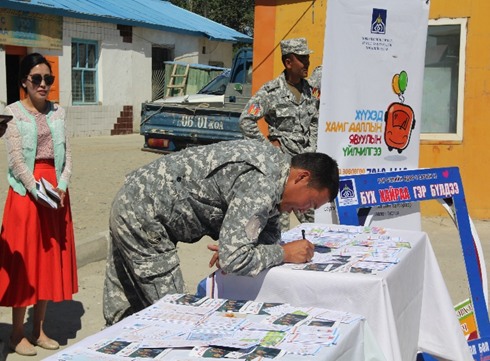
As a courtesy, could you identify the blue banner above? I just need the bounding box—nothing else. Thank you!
[336,167,490,360]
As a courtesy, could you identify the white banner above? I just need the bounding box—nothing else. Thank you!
[316,0,430,229]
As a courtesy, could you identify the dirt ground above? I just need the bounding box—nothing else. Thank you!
[60,135,161,242]
[0,133,488,360]
[0,134,218,361]
[0,134,158,241]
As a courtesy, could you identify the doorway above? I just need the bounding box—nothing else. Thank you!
[4,46,26,105]
[6,54,22,105]
[151,46,174,101]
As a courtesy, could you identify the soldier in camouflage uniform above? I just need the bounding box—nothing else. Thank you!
[103,139,339,325]
[239,38,320,229]
[308,65,323,100]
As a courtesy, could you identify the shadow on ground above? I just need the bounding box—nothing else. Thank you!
[0,300,84,360]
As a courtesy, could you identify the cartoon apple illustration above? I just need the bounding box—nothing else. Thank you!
[384,71,415,153]
[384,102,415,153]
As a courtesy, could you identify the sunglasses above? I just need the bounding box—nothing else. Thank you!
[27,74,55,86]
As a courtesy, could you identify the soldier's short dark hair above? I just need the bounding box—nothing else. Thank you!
[291,153,340,200]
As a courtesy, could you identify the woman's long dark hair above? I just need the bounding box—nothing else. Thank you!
[18,53,52,92]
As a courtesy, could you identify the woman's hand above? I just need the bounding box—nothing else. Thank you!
[55,188,66,207]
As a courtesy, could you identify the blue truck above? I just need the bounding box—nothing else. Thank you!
[140,48,253,152]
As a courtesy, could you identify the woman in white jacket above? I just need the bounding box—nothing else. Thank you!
[0,53,77,356]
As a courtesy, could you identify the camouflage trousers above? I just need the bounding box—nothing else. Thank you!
[279,209,315,232]
[103,223,186,326]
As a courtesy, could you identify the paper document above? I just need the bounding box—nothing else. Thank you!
[36,177,61,209]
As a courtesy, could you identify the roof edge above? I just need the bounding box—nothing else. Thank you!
[0,1,252,44]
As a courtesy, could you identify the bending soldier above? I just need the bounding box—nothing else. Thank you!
[103,139,339,325]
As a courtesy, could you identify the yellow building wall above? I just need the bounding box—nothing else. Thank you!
[421,1,490,218]
[254,0,490,219]
[253,0,325,91]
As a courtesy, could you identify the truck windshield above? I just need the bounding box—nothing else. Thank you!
[198,69,231,95]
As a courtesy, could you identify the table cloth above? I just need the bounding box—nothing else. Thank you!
[44,293,385,361]
[208,224,473,361]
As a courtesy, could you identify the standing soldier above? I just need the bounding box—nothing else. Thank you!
[239,38,320,229]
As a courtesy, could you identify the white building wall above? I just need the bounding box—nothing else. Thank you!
[139,28,199,63]
[199,39,234,68]
[0,17,234,137]
[61,19,130,137]
[137,28,233,67]
[63,19,233,137]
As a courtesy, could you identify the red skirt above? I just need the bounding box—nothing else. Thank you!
[0,160,78,307]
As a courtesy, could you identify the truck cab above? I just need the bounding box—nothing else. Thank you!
[140,47,253,152]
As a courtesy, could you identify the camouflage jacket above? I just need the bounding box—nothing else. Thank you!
[111,140,290,277]
[308,65,322,101]
[239,71,319,156]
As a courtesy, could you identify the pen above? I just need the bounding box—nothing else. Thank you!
[302,229,306,240]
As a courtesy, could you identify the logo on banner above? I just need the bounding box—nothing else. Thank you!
[371,9,387,34]
[338,179,359,206]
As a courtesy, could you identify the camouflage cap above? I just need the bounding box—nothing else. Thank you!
[280,38,313,56]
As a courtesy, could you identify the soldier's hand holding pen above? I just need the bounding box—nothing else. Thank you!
[207,229,314,268]
[282,229,314,263]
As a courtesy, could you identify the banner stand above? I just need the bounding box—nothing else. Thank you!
[335,167,490,360]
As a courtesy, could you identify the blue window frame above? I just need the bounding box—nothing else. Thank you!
[71,40,98,104]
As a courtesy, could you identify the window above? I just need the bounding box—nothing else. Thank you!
[72,40,98,104]
[421,18,466,142]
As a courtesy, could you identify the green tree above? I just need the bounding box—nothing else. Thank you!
[169,0,254,36]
